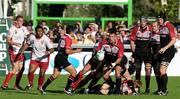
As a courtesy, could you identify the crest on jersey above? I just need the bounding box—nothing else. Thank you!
[15,30,17,34]
[41,40,44,45]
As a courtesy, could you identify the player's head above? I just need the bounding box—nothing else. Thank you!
[157,13,166,26]
[15,15,24,27]
[35,26,44,38]
[109,32,117,44]
[152,21,159,32]
[176,31,180,39]
[59,29,66,37]
[139,16,148,28]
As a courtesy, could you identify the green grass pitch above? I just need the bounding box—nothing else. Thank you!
[0,75,180,99]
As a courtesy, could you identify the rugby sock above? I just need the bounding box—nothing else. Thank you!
[106,77,114,89]
[77,72,94,89]
[72,71,83,89]
[115,77,121,93]
[161,74,168,92]
[42,75,55,90]
[65,75,75,90]
[145,75,151,91]
[127,80,136,93]
[28,72,34,86]
[15,67,24,86]
[88,75,101,89]
[3,73,14,87]
[38,76,45,89]
[135,67,141,80]
[155,75,161,91]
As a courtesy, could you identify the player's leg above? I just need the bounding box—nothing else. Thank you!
[114,66,122,94]
[1,60,20,89]
[65,65,77,90]
[38,68,47,90]
[42,68,60,91]
[87,69,103,89]
[103,67,114,93]
[72,63,92,89]
[145,62,152,93]
[123,70,137,95]
[153,62,161,94]
[25,62,38,90]
[42,55,62,92]
[159,62,168,95]
[134,60,142,93]
[14,54,25,90]
[75,71,95,90]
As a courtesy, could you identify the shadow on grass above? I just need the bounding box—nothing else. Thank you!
[45,90,64,94]
[0,89,39,95]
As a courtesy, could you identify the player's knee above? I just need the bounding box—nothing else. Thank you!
[40,73,45,77]
[71,71,77,77]
[10,70,16,74]
[160,69,166,75]
[103,74,109,80]
[52,73,58,78]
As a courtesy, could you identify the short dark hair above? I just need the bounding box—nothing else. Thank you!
[15,15,23,21]
[108,28,117,34]
[35,26,43,32]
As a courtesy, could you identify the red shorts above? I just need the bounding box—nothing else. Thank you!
[30,60,49,70]
[9,53,25,62]
[8,47,24,62]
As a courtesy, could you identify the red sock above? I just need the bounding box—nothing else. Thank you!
[72,71,83,89]
[3,73,14,87]
[28,72,34,86]
[38,76,45,88]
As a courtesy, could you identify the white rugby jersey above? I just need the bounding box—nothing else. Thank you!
[27,34,53,62]
[7,26,29,54]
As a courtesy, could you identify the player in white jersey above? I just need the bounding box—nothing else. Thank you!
[1,15,29,90]
[20,26,54,90]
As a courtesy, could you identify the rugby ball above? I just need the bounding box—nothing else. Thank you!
[95,50,105,61]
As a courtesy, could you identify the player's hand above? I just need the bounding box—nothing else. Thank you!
[45,51,50,55]
[91,69,97,74]
[110,63,116,69]
[76,48,82,53]
[14,42,21,47]
[159,47,167,54]
[131,45,135,52]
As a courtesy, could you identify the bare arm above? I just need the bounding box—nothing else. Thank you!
[20,43,29,54]
[7,37,21,47]
[130,40,135,52]
[65,48,82,55]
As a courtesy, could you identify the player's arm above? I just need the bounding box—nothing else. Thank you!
[6,29,21,47]
[65,37,82,54]
[19,35,32,54]
[130,27,137,52]
[159,22,176,54]
[45,38,54,55]
[66,48,82,54]
[20,43,29,54]
[164,23,176,49]
[111,42,124,68]
[6,37,21,47]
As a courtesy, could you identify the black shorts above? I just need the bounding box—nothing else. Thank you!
[104,55,128,69]
[134,48,152,64]
[54,54,71,71]
[87,56,105,70]
[159,48,175,66]
[151,44,161,67]
[87,57,100,70]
